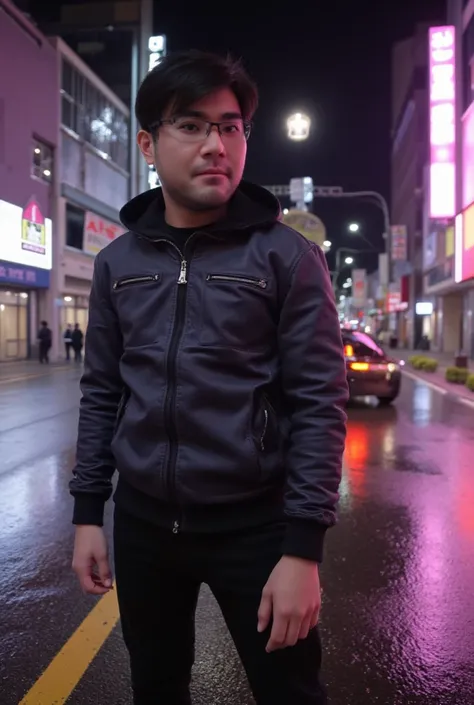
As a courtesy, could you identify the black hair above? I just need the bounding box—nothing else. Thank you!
[135,49,258,131]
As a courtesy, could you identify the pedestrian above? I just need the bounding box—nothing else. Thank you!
[37,320,52,364]
[71,323,84,363]
[70,49,348,705]
[64,324,73,361]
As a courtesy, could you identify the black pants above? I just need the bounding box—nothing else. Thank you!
[114,509,327,705]
[74,347,82,363]
[39,342,50,363]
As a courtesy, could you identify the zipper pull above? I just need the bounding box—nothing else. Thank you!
[178,260,187,284]
[172,520,180,534]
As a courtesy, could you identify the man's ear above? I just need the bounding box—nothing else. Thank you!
[137,130,155,165]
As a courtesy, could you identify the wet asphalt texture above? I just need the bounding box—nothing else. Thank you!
[1,365,474,704]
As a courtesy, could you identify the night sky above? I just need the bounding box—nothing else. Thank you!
[154,0,446,275]
[23,0,447,274]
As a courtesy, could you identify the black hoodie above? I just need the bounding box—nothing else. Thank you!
[70,181,348,562]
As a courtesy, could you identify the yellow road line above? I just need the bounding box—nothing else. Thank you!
[19,588,120,704]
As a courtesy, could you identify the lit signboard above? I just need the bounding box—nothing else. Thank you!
[148,35,166,72]
[0,199,52,270]
[462,104,474,209]
[429,26,456,219]
[455,204,474,282]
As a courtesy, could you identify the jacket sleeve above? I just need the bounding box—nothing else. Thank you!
[69,252,123,526]
[278,244,349,563]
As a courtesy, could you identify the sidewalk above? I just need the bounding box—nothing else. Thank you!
[0,359,72,384]
[396,348,474,405]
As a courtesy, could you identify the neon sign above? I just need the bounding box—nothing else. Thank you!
[429,26,456,219]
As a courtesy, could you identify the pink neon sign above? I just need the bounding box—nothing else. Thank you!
[429,26,456,219]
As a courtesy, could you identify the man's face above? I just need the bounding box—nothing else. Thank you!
[138,88,248,211]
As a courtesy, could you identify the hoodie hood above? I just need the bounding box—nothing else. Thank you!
[119,180,281,240]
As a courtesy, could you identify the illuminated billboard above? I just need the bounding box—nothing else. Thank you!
[455,205,474,283]
[0,199,52,270]
[462,104,474,209]
[429,26,456,219]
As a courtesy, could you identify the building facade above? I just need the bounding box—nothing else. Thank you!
[0,0,130,362]
[52,37,129,359]
[391,23,435,349]
[0,0,58,361]
[421,1,474,359]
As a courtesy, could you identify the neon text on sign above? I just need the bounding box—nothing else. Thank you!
[429,26,456,219]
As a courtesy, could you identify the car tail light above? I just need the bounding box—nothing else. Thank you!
[350,362,370,371]
[344,344,354,357]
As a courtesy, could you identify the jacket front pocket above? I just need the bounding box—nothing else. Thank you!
[111,273,167,349]
[200,272,273,349]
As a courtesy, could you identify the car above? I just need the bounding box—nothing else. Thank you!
[342,330,402,405]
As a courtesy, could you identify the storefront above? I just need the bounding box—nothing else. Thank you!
[59,203,124,339]
[61,293,89,333]
[0,199,52,361]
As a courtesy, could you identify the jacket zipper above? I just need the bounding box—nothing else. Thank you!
[113,274,160,290]
[206,274,267,289]
[154,236,196,535]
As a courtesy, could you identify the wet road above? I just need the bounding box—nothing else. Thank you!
[1,366,474,704]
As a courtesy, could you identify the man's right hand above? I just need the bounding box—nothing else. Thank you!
[72,525,113,595]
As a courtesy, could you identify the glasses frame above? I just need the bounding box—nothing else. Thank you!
[149,116,252,141]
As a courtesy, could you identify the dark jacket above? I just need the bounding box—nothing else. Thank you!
[71,328,84,351]
[70,181,348,562]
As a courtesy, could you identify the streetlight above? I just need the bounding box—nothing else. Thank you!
[287,112,311,141]
[345,256,354,264]
[348,223,360,233]
[323,240,332,248]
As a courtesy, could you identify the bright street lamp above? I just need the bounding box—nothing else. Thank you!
[344,256,354,264]
[348,223,360,233]
[323,240,332,248]
[287,112,311,141]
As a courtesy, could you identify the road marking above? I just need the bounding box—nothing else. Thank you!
[402,369,448,394]
[19,588,120,704]
[403,369,474,408]
[459,396,474,410]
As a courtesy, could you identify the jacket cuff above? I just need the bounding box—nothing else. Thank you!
[72,494,106,526]
[282,519,328,563]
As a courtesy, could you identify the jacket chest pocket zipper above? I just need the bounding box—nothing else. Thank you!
[113,274,160,290]
[206,274,268,289]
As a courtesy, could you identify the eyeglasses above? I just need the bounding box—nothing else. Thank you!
[150,116,252,142]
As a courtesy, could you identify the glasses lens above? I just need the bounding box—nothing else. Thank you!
[172,117,208,141]
[169,117,251,141]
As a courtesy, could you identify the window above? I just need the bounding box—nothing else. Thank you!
[66,203,85,250]
[31,138,53,183]
[60,58,129,171]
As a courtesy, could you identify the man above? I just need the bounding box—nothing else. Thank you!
[64,324,73,361]
[38,320,52,364]
[71,323,84,363]
[71,50,348,705]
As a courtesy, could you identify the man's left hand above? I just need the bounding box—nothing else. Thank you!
[257,555,321,653]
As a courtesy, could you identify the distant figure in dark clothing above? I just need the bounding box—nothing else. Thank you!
[71,324,84,363]
[64,324,73,361]
[38,321,52,364]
